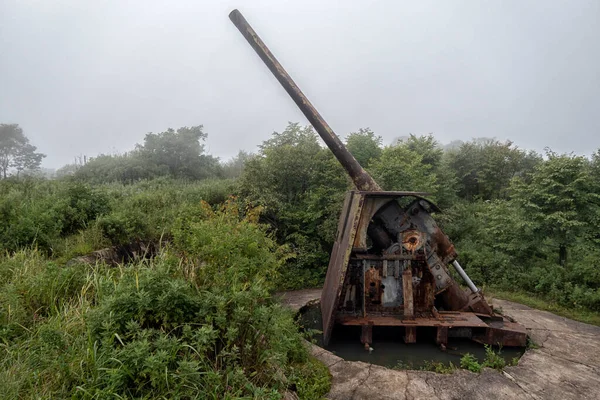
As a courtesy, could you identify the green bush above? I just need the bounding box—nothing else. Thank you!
[0,202,330,399]
[482,345,506,371]
[460,353,482,373]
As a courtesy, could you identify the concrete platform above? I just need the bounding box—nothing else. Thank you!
[280,289,600,400]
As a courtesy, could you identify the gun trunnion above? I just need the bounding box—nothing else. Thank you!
[229,9,526,348]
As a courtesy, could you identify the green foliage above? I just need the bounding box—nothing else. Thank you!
[0,203,330,398]
[59,182,111,235]
[240,123,349,288]
[420,360,457,374]
[370,135,458,208]
[74,126,221,184]
[345,128,382,167]
[445,139,540,200]
[457,346,507,373]
[527,337,540,349]
[72,152,163,184]
[0,178,237,254]
[369,144,438,194]
[289,357,332,399]
[459,353,482,373]
[4,123,600,318]
[401,134,443,168]
[221,150,252,179]
[487,289,600,327]
[446,149,600,312]
[482,345,506,370]
[138,125,221,180]
[511,152,600,266]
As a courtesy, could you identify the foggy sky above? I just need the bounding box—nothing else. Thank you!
[1,0,599,169]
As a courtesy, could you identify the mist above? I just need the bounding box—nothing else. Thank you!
[1,0,599,169]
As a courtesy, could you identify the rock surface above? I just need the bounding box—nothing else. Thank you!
[280,289,600,400]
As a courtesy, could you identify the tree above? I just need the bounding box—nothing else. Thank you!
[0,124,45,178]
[73,152,162,184]
[511,151,598,266]
[388,134,459,208]
[445,138,540,200]
[368,145,438,195]
[402,134,443,168]
[239,122,349,287]
[221,150,252,179]
[345,128,382,167]
[137,126,219,180]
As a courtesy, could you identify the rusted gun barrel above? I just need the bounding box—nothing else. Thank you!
[228,9,380,192]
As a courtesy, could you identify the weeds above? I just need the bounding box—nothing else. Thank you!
[0,200,330,399]
[394,345,518,375]
[459,345,513,373]
[459,353,482,373]
[421,360,457,374]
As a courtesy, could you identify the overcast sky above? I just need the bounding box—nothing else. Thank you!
[1,0,599,169]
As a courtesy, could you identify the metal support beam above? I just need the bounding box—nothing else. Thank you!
[361,322,373,349]
[404,326,417,344]
[402,269,414,318]
[452,260,479,293]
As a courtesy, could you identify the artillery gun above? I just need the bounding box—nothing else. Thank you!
[229,9,526,348]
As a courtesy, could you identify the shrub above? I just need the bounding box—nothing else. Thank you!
[0,202,330,399]
[460,353,482,373]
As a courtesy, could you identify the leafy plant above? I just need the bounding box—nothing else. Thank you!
[421,360,457,374]
[482,345,506,370]
[460,353,482,373]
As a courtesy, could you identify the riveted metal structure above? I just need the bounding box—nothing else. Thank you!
[229,9,527,348]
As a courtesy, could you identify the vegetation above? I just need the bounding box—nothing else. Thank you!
[2,119,600,395]
[394,345,517,374]
[0,124,45,179]
[458,345,520,373]
[0,202,330,398]
[69,126,221,184]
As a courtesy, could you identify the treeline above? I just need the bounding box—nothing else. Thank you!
[57,126,248,182]
[2,122,600,309]
[0,125,330,398]
[237,123,600,311]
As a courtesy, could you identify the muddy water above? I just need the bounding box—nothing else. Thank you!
[299,302,524,369]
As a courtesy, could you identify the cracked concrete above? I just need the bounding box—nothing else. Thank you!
[280,289,600,399]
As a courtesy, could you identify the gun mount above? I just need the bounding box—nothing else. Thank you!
[229,9,526,348]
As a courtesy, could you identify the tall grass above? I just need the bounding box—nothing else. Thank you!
[0,199,330,399]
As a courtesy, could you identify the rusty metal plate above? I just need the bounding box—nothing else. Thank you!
[473,320,528,347]
[321,191,364,345]
[336,312,490,328]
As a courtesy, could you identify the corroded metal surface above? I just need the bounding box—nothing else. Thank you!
[320,192,364,345]
[336,312,490,328]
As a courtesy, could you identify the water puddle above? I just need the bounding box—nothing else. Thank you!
[298,301,524,369]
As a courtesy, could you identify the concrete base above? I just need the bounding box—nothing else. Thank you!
[281,289,600,400]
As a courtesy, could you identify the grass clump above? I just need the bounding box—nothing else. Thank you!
[460,353,482,373]
[420,360,457,374]
[459,345,512,373]
[393,345,517,375]
[0,200,330,399]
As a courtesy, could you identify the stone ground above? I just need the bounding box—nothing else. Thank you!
[278,289,600,400]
